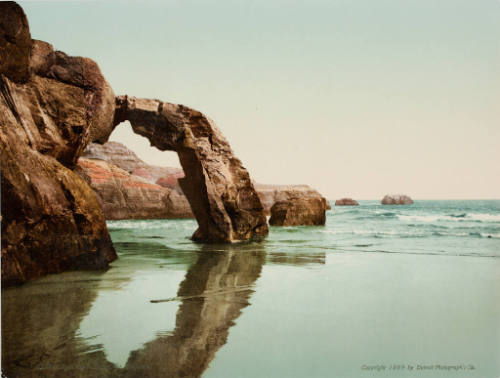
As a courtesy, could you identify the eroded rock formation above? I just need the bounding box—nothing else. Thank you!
[255,183,330,214]
[77,158,192,219]
[113,96,268,242]
[269,197,327,226]
[80,142,331,221]
[1,2,269,285]
[0,2,116,286]
[335,198,359,206]
[381,194,414,205]
[82,141,186,194]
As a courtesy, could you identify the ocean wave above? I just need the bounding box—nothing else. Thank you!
[107,219,197,231]
[397,213,500,223]
[466,213,500,222]
[322,229,500,239]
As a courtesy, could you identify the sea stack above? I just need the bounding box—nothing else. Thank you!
[269,198,327,226]
[381,194,414,205]
[335,198,359,206]
[254,183,330,214]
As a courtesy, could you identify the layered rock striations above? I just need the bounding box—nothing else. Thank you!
[381,194,414,205]
[79,142,331,223]
[269,197,327,226]
[0,2,117,285]
[77,158,192,219]
[113,96,268,242]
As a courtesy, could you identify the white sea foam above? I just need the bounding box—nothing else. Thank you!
[107,219,197,231]
[466,213,500,222]
[397,213,500,223]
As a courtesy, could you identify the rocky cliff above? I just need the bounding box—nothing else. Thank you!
[79,142,330,221]
[0,2,117,286]
[77,158,192,219]
[1,2,269,285]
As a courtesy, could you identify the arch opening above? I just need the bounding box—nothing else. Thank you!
[109,95,268,243]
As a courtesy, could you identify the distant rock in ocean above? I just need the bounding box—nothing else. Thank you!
[381,194,414,205]
[335,198,359,206]
[269,198,327,226]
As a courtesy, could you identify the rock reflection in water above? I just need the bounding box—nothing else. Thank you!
[2,242,266,377]
[1,271,119,377]
[123,244,265,377]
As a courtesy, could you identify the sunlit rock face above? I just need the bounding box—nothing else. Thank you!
[269,197,327,226]
[335,198,359,206]
[381,194,414,205]
[113,96,269,242]
[77,158,192,219]
[0,2,116,286]
[255,183,330,214]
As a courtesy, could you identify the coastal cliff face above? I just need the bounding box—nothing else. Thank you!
[77,158,192,219]
[0,3,117,285]
[78,142,330,222]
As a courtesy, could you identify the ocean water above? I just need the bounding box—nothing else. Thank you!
[2,200,499,377]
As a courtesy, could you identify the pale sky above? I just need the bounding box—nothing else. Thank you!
[21,0,500,199]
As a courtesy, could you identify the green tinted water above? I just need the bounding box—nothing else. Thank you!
[2,201,499,377]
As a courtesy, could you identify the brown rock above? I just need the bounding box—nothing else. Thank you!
[1,2,117,286]
[83,141,185,193]
[77,158,193,219]
[335,198,359,206]
[255,183,330,214]
[113,96,268,242]
[381,194,414,205]
[0,2,31,82]
[269,198,326,226]
[83,141,148,173]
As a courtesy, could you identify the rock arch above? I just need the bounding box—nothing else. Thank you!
[113,96,268,242]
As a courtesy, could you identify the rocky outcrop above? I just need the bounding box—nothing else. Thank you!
[269,198,326,226]
[381,194,414,205]
[77,158,193,219]
[255,183,330,214]
[82,142,331,221]
[335,198,359,206]
[82,141,185,193]
[0,2,117,285]
[113,96,268,242]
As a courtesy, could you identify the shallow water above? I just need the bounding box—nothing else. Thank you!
[2,200,499,377]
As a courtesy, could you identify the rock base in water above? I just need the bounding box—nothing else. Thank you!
[255,183,330,214]
[269,198,326,226]
[1,2,117,286]
[381,194,413,205]
[335,198,359,206]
